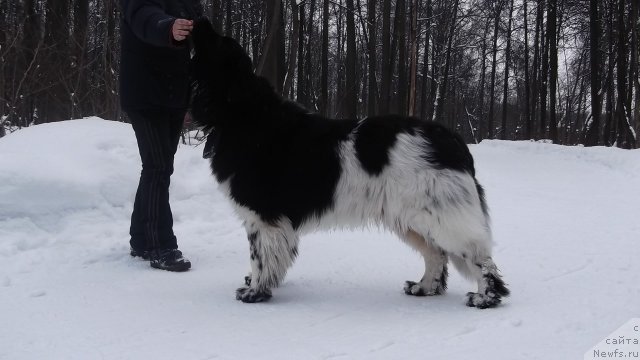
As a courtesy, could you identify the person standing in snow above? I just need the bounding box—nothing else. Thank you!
[119,0,203,271]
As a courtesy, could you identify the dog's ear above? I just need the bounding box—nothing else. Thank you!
[193,17,221,51]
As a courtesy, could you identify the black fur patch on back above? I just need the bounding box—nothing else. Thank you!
[354,116,476,177]
[354,116,417,176]
[419,122,475,176]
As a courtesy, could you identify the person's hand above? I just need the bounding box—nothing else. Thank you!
[172,19,193,41]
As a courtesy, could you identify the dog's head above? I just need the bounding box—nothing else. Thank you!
[191,18,261,130]
[192,18,253,87]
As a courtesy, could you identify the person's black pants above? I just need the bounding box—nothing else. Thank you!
[127,109,185,252]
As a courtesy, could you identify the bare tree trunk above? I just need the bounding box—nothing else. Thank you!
[104,1,119,120]
[477,19,490,141]
[547,0,558,143]
[585,0,602,146]
[284,0,300,98]
[211,0,222,32]
[394,0,407,115]
[305,0,316,107]
[380,0,392,114]
[72,0,89,119]
[277,5,286,95]
[336,0,345,117]
[427,48,440,122]
[433,0,460,123]
[565,51,586,144]
[604,0,615,146]
[501,0,514,140]
[408,0,418,116]
[487,1,503,138]
[345,0,358,118]
[42,0,71,123]
[615,0,634,148]
[450,48,461,130]
[320,0,329,116]
[0,0,4,136]
[540,0,549,139]
[257,0,283,93]
[575,69,587,144]
[296,2,307,105]
[524,0,532,140]
[225,0,232,36]
[420,0,432,120]
[367,0,378,116]
[12,0,40,127]
[629,1,640,146]
[531,0,544,139]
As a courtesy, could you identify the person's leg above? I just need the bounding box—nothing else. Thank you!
[129,111,156,255]
[153,109,186,250]
[148,109,191,271]
[128,109,184,255]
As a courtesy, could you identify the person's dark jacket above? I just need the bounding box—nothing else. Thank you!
[119,0,202,111]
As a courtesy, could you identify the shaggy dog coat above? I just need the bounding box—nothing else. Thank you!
[190,19,509,308]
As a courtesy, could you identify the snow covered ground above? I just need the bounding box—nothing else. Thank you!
[1,118,638,360]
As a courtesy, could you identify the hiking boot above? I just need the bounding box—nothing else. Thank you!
[130,247,150,260]
[150,249,191,272]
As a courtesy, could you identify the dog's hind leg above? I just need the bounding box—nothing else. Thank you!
[428,218,509,308]
[452,252,510,309]
[236,219,299,303]
[410,174,509,308]
[399,230,448,296]
[422,216,508,308]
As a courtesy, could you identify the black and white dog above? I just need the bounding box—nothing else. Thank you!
[190,19,509,308]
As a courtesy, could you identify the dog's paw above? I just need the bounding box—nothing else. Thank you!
[235,286,272,303]
[403,281,443,296]
[404,281,427,296]
[465,292,501,309]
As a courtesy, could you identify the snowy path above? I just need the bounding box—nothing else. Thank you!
[1,118,638,359]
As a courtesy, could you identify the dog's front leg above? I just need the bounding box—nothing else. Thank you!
[235,230,272,303]
[236,220,299,303]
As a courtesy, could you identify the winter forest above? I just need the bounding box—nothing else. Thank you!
[1,0,639,148]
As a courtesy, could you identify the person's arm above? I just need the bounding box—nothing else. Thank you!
[122,0,180,47]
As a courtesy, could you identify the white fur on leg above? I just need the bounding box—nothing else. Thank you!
[400,230,448,296]
[236,216,300,302]
[465,257,509,308]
